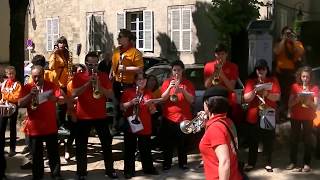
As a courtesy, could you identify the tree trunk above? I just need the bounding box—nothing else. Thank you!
[9,0,29,82]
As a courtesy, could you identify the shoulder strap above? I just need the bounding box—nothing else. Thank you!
[216,120,239,153]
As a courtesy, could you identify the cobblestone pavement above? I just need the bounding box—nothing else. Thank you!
[3,122,320,180]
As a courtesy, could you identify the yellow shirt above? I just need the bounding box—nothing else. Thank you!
[112,47,144,84]
[275,40,304,72]
[48,50,70,87]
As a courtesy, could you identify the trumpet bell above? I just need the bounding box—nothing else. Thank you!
[93,90,102,99]
[180,120,194,134]
[170,94,178,103]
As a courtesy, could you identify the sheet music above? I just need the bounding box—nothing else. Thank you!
[38,90,53,104]
[255,82,273,91]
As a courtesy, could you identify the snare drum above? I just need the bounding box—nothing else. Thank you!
[0,103,16,117]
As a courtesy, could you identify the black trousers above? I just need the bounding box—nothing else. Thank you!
[75,119,114,176]
[247,123,275,166]
[29,134,61,180]
[161,118,187,168]
[65,115,76,153]
[0,117,6,178]
[1,110,18,152]
[124,132,155,175]
[289,119,313,165]
[316,127,320,158]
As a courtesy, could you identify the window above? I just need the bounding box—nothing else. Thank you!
[46,17,59,51]
[279,8,288,29]
[86,12,105,52]
[117,10,153,51]
[169,7,192,52]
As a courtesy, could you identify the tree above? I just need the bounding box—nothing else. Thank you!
[9,0,29,82]
[208,0,261,79]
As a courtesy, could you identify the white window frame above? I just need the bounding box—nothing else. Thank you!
[46,17,59,51]
[86,12,104,52]
[279,8,288,29]
[169,7,192,52]
[117,10,153,52]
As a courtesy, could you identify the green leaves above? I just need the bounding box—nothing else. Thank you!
[209,0,261,43]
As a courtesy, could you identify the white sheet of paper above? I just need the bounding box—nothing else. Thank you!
[298,91,314,97]
[255,82,273,91]
[38,90,53,104]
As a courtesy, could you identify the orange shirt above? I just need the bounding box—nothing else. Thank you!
[275,40,304,72]
[244,77,281,124]
[72,71,112,120]
[22,81,61,136]
[48,50,70,87]
[111,47,144,84]
[121,88,154,135]
[1,79,22,104]
[161,78,195,123]
[290,83,319,121]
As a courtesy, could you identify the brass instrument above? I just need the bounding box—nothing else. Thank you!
[119,53,125,82]
[131,85,142,124]
[30,86,39,110]
[256,76,266,111]
[212,59,224,85]
[180,111,208,134]
[91,69,102,99]
[169,74,179,103]
[301,79,309,108]
[65,47,73,77]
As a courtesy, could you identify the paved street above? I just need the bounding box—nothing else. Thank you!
[3,121,320,180]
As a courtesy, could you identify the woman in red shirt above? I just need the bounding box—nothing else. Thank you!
[286,66,318,172]
[199,86,243,180]
[121,72,158,179]
[243,59,281,172]
[161,60,195,170]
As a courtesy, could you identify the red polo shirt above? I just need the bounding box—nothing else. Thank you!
[161,78,195,123]
[290,83,319,121]
[244,77,281,124]
[199,114,243,180]
[22,81,61,136]
[121,88,154,135]
[204,60,239,86]
[72,71,112,120]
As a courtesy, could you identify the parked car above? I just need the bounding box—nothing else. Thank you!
[143,56,169,71]
[145,63,246,116]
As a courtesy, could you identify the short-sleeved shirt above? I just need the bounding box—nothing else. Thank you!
[199,114,243,180]
[111,47,144,84]
[290,83,319,121]
[48,50,70,88]
[161,78,195,123]
[275,40,304,72]
[204,60,239,87]
[244,77,281,124]
[72,71,112,120]
[22,81,61,136]
[121,88,154,135]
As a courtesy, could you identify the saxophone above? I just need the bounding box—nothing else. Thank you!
[212,59,223,85]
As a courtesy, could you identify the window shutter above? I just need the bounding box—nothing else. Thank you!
[171,9,181,50]
[52,18,59,48]
[182,9,191,51]
[46,19,52,51]
[143,10,153,51]
[117,12,126,32]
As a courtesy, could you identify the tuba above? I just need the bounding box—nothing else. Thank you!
[212,59,223,85]
[91,69,102,99]
[169,74,179,103]
[180,111,208,134]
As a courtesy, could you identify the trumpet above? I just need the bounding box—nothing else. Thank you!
[180,111,208,134]
[91,69,102,99]
[131,85,142,124]
[169,74,179,103]
[212,59,223,85]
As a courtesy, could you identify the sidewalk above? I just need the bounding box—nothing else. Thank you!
[3,121,320,180]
